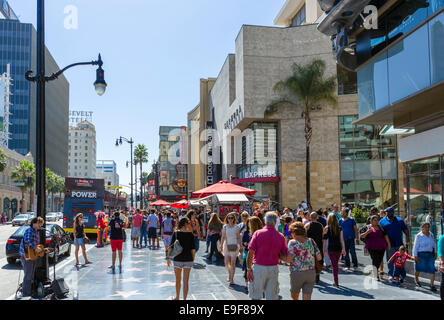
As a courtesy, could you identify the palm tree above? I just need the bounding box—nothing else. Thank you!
[0,148,7,173]
[46,168,58,211]
[141,171,150,205]
[134,144,148,208]
[271,59,337,204]
[56,177,65,212]
[10,160,35,213]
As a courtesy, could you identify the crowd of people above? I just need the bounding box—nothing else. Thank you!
[22,204,439,301]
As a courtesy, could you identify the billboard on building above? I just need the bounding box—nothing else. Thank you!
[69,110,93,126]
[160,171,169,186]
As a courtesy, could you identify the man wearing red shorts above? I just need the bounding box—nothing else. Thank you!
[108,211,125,273]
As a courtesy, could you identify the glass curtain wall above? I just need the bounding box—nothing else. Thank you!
[405,156,443,244]
[339,116,398,211]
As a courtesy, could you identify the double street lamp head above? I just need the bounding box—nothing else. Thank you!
[94,54,107,96]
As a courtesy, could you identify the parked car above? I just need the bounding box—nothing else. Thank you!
[11,214,31,227]
[5,223,72,265]
[57,212,63,220]
[46,212,59,222]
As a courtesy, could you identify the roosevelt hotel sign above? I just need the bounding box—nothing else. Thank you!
[69,110,93,126]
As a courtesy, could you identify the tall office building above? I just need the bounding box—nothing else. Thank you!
[96,160,119,187]
[0,11,69,177]
[68,121,96,178]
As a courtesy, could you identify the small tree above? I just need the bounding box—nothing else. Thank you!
[0,148,7,173]
[10,160,35,213]
[271,59,337,204]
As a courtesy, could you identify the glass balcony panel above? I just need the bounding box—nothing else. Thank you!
[429,12,444,84]
[387,24,430,104]
[358,52,389,118]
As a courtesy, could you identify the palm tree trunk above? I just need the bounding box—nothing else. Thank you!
[140,163,143,208]
[21,191,25,214]
[306,144,310,205]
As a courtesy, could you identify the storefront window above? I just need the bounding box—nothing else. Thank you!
[339,116,399,209]
[406,156,443,245]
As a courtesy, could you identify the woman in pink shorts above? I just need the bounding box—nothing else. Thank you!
[108,211,126,273]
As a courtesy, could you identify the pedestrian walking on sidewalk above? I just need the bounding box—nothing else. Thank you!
[187,210,202,253]
[306,212,324,284]
[73,213,92,266]
[221,212,242,285]
[131,209,142,248]
[139,211,148,248]
[167,217,196,300]
[241,216,263,292]
[379,207,410,282]
[437,234,444,300]
[96,214,107,248]
[205,213,223,261]
[161,211,175,257]
[412,222,437,291]
[285,222,322,300]
[108,211,125,273]
[387,245,414,286]
[148,209,160,249]
[360,215,390,281]
[339,208,359,271]
[322,214,345,287]
[246,212,288,300]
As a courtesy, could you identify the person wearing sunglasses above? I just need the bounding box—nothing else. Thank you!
[220,212,242,285]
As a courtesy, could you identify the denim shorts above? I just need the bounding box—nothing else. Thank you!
[74,238,85,246]
[173,261,194,269]
[393,267,406,279]
[148,227,157,239]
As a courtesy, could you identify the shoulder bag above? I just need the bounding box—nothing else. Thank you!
[169,232,183,258]
[310,238,323,274]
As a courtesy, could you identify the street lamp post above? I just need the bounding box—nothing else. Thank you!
[116,137,134,209]
[25,0,107,285]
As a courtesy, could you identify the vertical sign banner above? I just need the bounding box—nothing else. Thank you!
[206,121,214,186]
[0,81,4,131]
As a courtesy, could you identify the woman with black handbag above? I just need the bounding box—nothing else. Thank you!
[167,217,195,300]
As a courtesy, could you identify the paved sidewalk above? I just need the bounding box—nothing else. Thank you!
[50,231,440,300]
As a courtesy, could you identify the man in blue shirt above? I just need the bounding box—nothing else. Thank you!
[379,207,410,281]
[339,208,359,271]
[317,210,327,227]
[19,217,46,297]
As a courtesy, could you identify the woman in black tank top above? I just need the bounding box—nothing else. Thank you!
[73,213,92,266]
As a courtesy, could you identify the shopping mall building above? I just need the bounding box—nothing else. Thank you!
[315,0,444,242]
[195,0,405,212]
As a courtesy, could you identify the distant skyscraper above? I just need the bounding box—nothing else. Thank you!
[0,16,69,177]
[96,160,119,187]
[68,121,96,178]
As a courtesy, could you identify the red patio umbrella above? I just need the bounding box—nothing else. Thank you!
[150,199,171,207]
[191,180,256,199]
[170,199,189,209]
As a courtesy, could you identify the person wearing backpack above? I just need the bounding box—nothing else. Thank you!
[162,211,175,257]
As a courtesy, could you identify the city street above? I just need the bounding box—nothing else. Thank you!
[2,229,439,300]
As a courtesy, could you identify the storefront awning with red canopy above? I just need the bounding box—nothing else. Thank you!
[150,199,171,207]
[191,180,257,199]
[170,199,189,209]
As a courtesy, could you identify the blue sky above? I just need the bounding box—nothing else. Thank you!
[9,0,285,193]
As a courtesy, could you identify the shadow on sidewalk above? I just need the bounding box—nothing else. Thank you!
[316,281,375,299]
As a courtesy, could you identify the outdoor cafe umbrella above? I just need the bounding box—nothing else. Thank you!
[150,199,171,207]
[190,180,256,199]
[170,199,189,209]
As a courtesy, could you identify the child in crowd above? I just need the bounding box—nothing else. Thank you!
[387,245,415,286]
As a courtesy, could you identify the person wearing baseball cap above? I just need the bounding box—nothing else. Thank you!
[379,206,410,281]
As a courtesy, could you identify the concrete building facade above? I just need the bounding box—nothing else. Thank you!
[187,78,216,195]
[0,146,33,219]
[68,121,97,179]
[96,160,119,187]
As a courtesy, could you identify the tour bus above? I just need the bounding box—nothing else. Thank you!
[63,177,105,235]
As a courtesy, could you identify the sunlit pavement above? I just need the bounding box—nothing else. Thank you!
[42,230,440,300]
